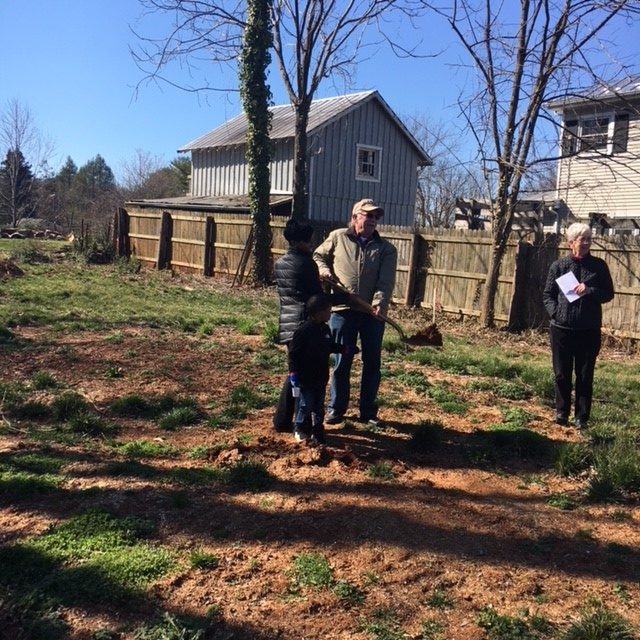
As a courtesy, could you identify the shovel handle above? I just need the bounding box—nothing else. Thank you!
[323,278,407,341]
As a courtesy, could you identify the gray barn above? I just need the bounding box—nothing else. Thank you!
[178,91,431,227]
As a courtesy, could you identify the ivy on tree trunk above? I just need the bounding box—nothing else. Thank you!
[240,0,273,285]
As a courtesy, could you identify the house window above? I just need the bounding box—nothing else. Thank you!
[562,113,629,155]
[356,145,382,182]
[580,116,609,151]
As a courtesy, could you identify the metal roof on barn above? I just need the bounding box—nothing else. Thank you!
[178,90,431,164]
[126,193,293,212]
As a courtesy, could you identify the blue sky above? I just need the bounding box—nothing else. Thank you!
[1,1,639,182]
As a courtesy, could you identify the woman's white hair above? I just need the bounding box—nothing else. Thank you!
[566,222,591,242]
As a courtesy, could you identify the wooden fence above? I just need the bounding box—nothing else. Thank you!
[119,206,416,303]
[118,206,640,340]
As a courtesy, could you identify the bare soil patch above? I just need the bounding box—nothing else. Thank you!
[1,322,638,639]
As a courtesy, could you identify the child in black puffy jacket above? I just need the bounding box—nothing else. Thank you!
[288,294,357,445]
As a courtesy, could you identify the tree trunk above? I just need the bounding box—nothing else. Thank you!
[479,244,503,328]
[291,103,310,220]
[240,0,273,285]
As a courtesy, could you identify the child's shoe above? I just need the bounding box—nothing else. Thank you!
[293,429,308,443]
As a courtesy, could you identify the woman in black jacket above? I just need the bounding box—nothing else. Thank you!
[272,219,322,432]
[543,223,614,429]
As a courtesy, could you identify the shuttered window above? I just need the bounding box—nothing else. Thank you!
[562,112,629,155]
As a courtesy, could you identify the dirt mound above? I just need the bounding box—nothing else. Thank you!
[0,258,24,279]
[406,322,443,346]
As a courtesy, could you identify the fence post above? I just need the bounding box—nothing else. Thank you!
[203,216,215,276]
[405,231,419,305]
[156,211,172,270]
[114,207,130,258]
[507,241,529,330]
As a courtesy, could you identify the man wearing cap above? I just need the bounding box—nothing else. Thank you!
[313,198,397,427]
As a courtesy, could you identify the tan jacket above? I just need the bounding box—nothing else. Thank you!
[313,227,397,314]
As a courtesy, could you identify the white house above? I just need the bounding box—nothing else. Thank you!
[177,91,431,227]
[547,77,640,233]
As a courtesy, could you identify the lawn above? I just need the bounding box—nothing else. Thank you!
[0,239,639,640]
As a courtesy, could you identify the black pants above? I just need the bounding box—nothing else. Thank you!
[273,373,296,432]
[550,325,601,422]
[272,343,311,433]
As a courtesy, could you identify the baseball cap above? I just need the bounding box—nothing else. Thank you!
[352,198,384,217]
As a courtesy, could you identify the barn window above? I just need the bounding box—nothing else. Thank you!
[356,145,382,182]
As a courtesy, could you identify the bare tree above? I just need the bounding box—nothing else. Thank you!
[0,99,55,225]
[429,0,640,327]
[120,148,165,197]
[133,0,428,218]
[409,114,481,228]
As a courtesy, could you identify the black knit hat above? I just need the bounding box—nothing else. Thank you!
[284,218,314,244]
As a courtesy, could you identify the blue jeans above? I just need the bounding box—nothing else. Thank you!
[295,384,326,440]
[329,310,385,420]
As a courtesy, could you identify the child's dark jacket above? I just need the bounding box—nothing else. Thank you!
[288,320,342,387]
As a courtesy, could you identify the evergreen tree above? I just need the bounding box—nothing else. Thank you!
[72,155,120,229]
[239,0,273,285]
[54,156,79,231]
[170,156,191,195]
[75,155,115,198]
[57,156,78,190]
[0,148,35,226]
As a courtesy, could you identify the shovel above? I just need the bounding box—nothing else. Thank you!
[324,278,408,341]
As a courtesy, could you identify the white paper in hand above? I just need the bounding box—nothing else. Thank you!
[556,271,581,303]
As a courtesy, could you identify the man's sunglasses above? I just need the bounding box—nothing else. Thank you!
[357,211,382,220]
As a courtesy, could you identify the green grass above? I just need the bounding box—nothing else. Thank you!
[291,553,334,589]
[409,420,444,452]
[477,606,554,639]
[367,461,396,480]
[358,607,410,640]
[547,493,578,511]
[131,612,206,640]
[51,392,89,421]
[207,384,269,429]
[189,549,219,570]
[226,460,273,491]
[556,443,593,477]
[426,384,469,414]
[30,371,59,390]
[157,406,201,430]
[426,588,453,609]
[421,619,445,640]
[332,579,366,606]
[561,600,635,640]
[114,440,180,458]
[588,434,640,501]
[0,257,277,332]
[0,510,176,610]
